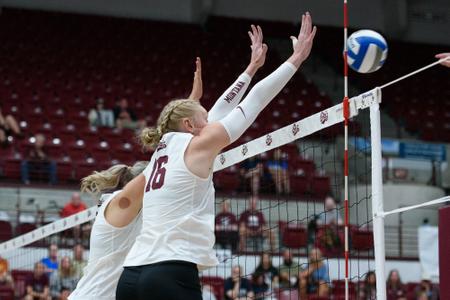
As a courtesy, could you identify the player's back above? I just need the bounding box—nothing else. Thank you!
[69,191,141,299]
[124,132,218,270]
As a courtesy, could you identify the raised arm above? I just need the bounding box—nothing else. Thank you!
[186,13,316,177]
[216,12,315,146]
[188,57,203,101]
[207,25,268,122]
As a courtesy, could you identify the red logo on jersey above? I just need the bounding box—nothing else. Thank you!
[156,141,167,152]
[266,134,273,146]
[320,111,329,124]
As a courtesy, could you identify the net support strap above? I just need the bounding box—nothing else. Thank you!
[382,196,450,217]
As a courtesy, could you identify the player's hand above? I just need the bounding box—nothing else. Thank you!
[188,57,203,101]
[436,53,450,68]
[248,25,268,70]
[289,12,317,68]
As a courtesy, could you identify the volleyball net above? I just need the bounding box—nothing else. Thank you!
[1,56,449,299]
[0,85,378,299]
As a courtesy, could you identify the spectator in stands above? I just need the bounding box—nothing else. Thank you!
[202,284,217,300]
[21,133,57,185]
[359,271,376,300]
[41,244,59,275]
[24,262,51,300]
[299,248,330,298]
[386,269,406,300]
[317,195,343,225]
[316,196,343,254]
[60,192,88,242]
[72,244,87,280]
[0,106,21,146]
[224,265,254,300]
[252,272,269,300]
[88,98,115,128]
[278,248,299,289]
[254,253,279,287]
[0,256,14,290]
[413,277,439,300]
[61,193,87,217]
[436,53,450,67]
[50,256,78,299]
[239,196,275,252]
[266,149,290,195]
[215,199,239,251]
[113,98,145,130]
[239,155,263,196]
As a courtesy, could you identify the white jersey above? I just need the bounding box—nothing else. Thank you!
[123,132,218,270]
[69,191,142,300]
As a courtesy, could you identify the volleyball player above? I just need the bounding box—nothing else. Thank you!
[68,162,148,300]
[69,22,273,299]
[116,12,316,300]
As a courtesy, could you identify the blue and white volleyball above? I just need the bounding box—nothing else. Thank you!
[347,29,388,73]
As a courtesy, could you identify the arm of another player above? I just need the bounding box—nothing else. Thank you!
[436,53,450,67]
[188,57,203,101]
[207,25,267,123]
[104,174,146,228]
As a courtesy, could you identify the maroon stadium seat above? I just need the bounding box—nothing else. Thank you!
[279,221,307,249]
[0,286,14,300]
[200,276,224,300]
[11,270,33,298]
[351,227,374,251]
[0,220,13,242]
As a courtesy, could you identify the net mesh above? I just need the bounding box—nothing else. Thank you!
[0,102,375,300]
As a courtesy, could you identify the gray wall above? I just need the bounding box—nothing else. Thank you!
[1,0,449,44]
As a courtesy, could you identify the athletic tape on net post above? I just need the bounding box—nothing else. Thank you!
[0,88,379,254]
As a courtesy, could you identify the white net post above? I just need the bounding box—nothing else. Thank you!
[369,88,387,300]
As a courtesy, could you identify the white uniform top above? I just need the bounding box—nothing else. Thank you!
[69,191,142,300]
[123,132,218,270]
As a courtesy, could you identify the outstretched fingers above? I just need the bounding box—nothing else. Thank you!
[299,12,315,39]
[309,26,317,41]
[195,57,202,74]
[257,25,263,44]
[299,14,306,36]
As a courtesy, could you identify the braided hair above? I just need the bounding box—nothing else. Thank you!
[140,99,201,148]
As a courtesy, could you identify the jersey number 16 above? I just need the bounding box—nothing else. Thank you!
[145,155,168,192]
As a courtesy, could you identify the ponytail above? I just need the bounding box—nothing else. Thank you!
[81,161,148,196]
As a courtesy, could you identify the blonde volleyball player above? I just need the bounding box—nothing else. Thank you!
[69,22,272,299]
[116,12,316,300]
[67,161,148,300]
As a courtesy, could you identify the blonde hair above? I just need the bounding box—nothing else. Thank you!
[140,99,201,148]
[81,161,148,196]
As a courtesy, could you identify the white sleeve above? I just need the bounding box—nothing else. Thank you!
[207,73,252,123]
[218,62,297,143]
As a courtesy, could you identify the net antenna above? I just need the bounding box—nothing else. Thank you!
[342,1,351,299]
